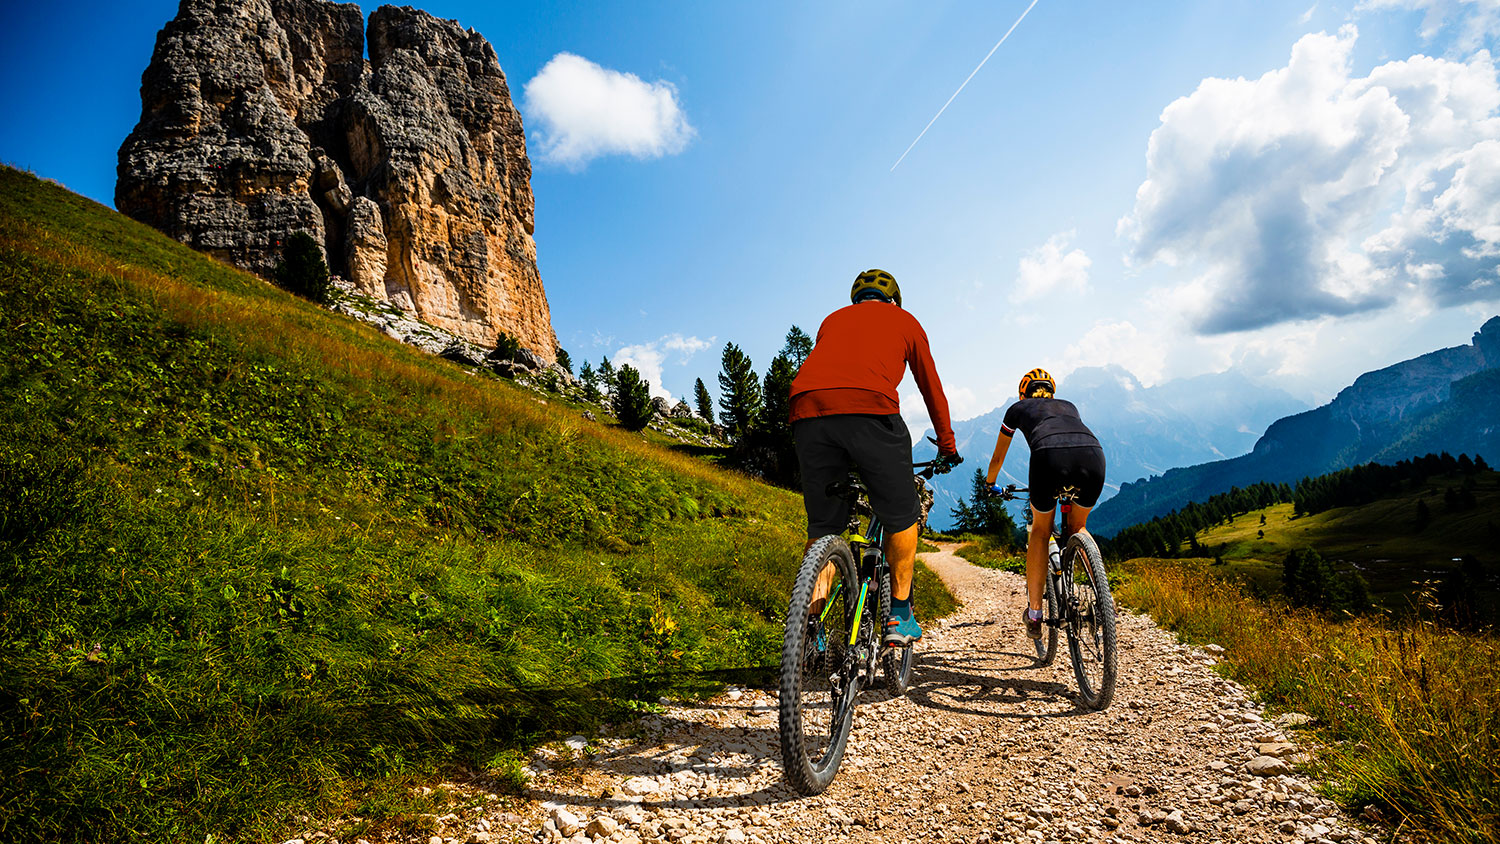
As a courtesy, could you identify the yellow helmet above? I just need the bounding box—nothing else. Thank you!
[1019,368,1055,398]
[851,268,901,307]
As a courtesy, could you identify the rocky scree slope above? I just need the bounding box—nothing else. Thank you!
[116,0,555,360]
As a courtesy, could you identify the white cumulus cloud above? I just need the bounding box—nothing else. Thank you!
[1012,231,1092,303]
[1119,25,1500,335]
[522,53,695,169]
[613,333,714,402]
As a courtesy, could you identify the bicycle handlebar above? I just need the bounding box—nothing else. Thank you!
[915,435,962,479]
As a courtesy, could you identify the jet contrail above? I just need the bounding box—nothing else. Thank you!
[890,0,1041,172]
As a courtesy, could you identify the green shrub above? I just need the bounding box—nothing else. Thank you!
[272,232,330,304]
[491,332,521,363]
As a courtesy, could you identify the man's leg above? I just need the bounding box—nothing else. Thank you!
[885,522,919,601]
[881,521,922,646]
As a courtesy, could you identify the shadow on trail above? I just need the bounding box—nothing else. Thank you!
[508,636,1083,816]
[521,690,803,814]
[901,644,1081,719]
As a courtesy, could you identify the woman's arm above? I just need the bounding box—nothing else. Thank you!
[985,430,1013,486]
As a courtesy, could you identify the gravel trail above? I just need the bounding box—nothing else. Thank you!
[337,543,1378,844]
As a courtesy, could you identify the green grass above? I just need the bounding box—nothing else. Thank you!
[0,167,956,842]
[1115,559,1499,844]
[952,533,1025,573]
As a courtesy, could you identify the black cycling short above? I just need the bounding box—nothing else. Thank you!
[1028,445,1106,511]
[793,414,920,538]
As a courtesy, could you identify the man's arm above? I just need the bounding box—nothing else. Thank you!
[906,321,957,455]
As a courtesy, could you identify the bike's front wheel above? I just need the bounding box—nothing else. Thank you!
[779,535,860,795]
[1063,532,1117,710]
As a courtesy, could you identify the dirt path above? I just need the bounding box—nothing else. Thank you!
[342,544,1378,844]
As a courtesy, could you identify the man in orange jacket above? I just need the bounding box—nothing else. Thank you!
[790,269,961,646]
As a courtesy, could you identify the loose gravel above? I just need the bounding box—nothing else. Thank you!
[300,543,1379,844]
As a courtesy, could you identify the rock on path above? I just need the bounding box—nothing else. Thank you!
[324,544,1376,844]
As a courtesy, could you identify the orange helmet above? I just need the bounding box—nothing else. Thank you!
[1018,368,1054,398]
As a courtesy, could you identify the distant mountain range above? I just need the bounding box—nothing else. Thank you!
[1087,316,1500,537]
[915,366,1309,531]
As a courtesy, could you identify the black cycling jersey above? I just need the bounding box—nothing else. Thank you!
[1001,398,1100,450]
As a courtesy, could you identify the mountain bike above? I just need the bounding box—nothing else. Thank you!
[992,484,1117,710]
[778,456,953,796]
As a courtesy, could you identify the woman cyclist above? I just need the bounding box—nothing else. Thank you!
[983,369,1106,639]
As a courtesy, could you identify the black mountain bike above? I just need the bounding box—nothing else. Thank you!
[993,484,1117,710]
[778,457,952,795]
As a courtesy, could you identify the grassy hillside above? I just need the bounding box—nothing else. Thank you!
[0,167,957,843]
[1178,471,1499,615]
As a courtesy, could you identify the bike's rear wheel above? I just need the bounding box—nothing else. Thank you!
[1064,532,1117,710]
[878,567,915,693]
[779,536,860,795]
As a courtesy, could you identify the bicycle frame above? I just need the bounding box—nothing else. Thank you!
[829,459,940,666]
[1008,486,1092,622]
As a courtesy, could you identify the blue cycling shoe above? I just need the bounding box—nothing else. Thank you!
[882,608,923,647]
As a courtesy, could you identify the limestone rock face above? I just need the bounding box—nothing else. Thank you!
[117,0,556,361]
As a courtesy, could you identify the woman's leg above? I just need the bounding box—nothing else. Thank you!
[1027,504,1053,611]
[1065,503,1091,538]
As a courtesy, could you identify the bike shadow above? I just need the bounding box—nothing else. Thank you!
[901,642,1084,719]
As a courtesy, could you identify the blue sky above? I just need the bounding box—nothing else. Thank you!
[4,0,1499,443]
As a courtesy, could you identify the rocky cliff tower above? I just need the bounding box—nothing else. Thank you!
[116,0,557,361]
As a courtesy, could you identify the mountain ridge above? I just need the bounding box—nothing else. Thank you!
[1090,316,1500,536]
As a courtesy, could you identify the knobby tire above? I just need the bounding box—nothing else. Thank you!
[1064,532,1117,710]
[779,536,859,795]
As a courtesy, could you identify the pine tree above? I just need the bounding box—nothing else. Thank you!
[693,377,715,425]
[949,499,977,534]
[579,362,600,402]
[781,325,813,367]
[760,354,797,440]
[612,364,655,431]
[717,343,761,439]
[598,356,617,396]
[1282,547,1367,613]
[556,348,573,375]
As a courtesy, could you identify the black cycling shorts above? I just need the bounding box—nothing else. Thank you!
[793,414,921,538]
[1028,445,1106,512]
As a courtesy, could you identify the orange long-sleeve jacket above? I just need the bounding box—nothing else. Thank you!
[788,301,957,454]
